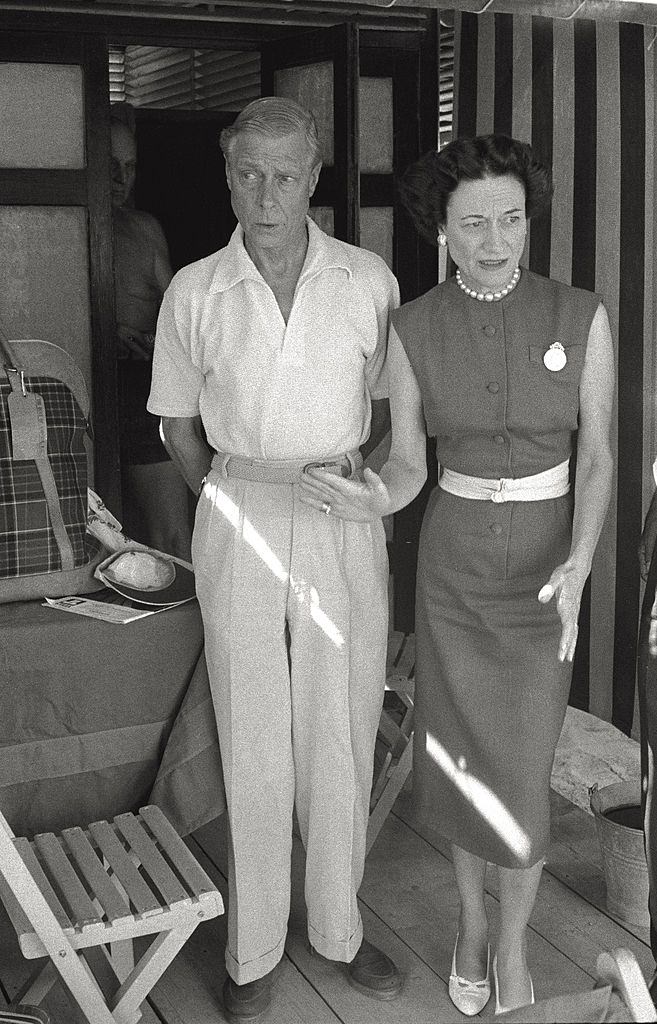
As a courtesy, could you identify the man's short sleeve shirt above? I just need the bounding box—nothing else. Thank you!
[148,218,399,460]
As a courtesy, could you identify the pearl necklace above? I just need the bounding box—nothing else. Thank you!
[456,267,521,302]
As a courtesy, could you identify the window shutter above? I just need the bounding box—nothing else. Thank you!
[194,51,260,111]
[439,17,455,148]
[109,47,126,104]
[124,46,195,108]
[108,46,260,112]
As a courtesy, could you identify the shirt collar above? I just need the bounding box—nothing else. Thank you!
[208,216,353,294]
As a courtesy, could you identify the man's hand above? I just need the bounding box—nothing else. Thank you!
[117,324,154,360]
[640,490,657,581]
[538,559,590,663]
[298,466,391,521]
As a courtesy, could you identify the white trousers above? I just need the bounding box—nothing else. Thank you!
[192,469,389,984]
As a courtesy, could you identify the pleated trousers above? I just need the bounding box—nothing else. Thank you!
[192,468,389,984]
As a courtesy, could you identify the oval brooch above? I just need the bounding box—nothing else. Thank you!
[543,342,567,372]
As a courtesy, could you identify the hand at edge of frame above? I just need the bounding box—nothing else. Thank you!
[538,560,589,663]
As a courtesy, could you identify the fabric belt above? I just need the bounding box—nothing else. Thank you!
[211,450,362,484]
[439,459,570,503]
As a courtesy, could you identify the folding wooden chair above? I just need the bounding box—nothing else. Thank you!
[0,804,224,1024]
[0,1009,50,1023]
[367,631,415,854]
[495,948,657,1022]
[595,948,657,1022]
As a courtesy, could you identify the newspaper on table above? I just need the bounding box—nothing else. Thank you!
[44,489,195,624]
[44,594,171,624]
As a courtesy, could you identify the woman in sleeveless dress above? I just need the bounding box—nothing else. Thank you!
[391,136,614,1015]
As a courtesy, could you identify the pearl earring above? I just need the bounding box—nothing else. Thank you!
[438,233,447,248]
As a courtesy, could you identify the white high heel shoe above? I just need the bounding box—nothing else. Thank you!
[448,934,491,1016]
[492,954,535,1015]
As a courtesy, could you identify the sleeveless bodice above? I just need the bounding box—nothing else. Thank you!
[392,269,600,478]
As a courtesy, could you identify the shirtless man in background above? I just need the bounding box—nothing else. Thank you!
[111,107,191,558]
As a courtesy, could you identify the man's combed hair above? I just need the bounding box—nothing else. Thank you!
[398,135,553,247]
[220,96,322,167]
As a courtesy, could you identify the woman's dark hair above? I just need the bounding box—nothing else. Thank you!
[398,135,552,247]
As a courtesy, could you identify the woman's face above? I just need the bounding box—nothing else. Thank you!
[441,174,527,294]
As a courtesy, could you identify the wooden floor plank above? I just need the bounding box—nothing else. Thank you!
[286,849,456,1024]
[194,816,458,1024]
[390,784,654,1009]
[366,803,591,1014]
[146,822,341,1024]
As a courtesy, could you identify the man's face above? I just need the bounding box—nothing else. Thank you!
[225,129,321,254]
[110,123,137,208]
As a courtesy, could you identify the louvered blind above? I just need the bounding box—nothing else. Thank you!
[194,50,261,110]
[439,15,455,148]
[109,47,126,103]
[108,45,260,111]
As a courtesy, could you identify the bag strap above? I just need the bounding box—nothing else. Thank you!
[2,324,75,571]
[0,325,21,373]
[34,459,76,569]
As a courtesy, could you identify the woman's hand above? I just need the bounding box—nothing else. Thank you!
[298,466,391,522]
[538,559,590,663]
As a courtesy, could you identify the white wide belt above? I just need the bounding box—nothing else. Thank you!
[440,460,570,503]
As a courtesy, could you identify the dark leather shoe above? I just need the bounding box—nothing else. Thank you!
[222,970,273,1023]
[347,939,402,1000]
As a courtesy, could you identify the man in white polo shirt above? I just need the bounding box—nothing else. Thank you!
[148,96,426,1023]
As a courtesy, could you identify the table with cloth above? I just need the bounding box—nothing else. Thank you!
[0,597,226,838]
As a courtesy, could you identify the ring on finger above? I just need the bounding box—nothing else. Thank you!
[322,501,332,516]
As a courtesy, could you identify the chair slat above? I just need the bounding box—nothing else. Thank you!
[393,633,415,679]
[87,821,162,917]
[386,630,405,667]
[61,827,132,925]
[13,840,71,930]
[113,814,191,907]
[33,834,102,930]
[138,806,218,899]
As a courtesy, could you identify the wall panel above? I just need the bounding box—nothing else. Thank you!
[455,11,651,732]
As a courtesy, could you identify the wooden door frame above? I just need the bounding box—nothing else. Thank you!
[260,22,360,245]
[361,26,439,633]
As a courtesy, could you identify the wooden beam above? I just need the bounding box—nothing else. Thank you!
[0,1,430,37]
[0,170,87,205]
[4,0,657,28]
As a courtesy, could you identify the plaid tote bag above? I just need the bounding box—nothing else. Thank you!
[0,334,102,603]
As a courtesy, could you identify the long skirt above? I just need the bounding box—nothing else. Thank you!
[413,486,574,868]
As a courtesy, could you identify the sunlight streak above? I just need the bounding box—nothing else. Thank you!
[425,731,532,862]
[207,480,345,648]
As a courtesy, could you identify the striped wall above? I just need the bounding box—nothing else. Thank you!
[454,12,656,733]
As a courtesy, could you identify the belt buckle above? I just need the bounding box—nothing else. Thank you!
[303,459,346,477]
[491,479,508,503]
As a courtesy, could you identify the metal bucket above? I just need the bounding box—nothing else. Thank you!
[590,781,650,927]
